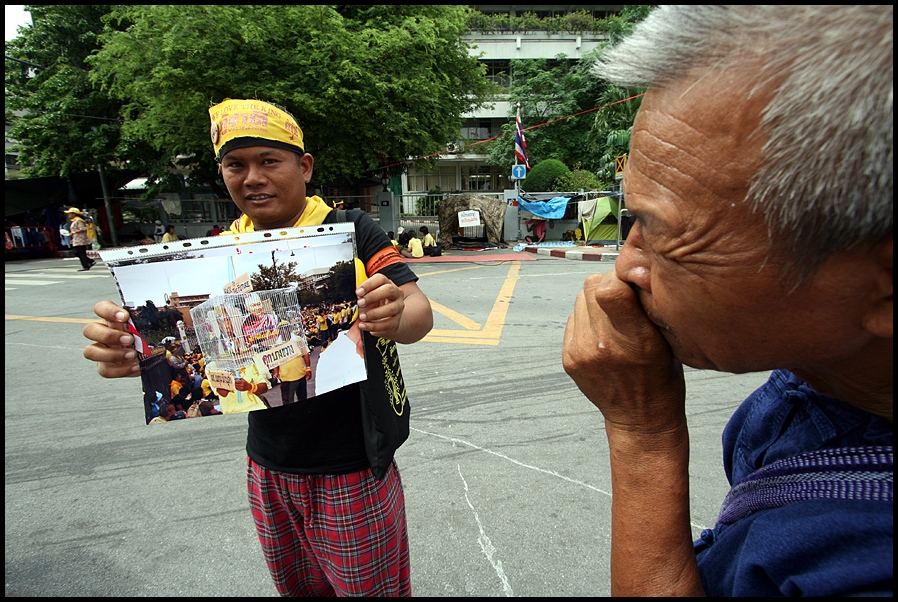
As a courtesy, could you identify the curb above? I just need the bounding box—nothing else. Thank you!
[520,245,619,261]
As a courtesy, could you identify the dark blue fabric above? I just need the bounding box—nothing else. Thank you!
[694,370,893,596]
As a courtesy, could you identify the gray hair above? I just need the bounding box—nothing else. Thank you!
[596,6,893,275]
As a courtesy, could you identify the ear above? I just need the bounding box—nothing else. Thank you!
[862,235,892,338]
[299,153,314,183]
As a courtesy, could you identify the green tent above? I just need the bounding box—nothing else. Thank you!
[582,196,620,243]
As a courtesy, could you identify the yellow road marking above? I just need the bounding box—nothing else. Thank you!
[429,301,481,331]
[6,314,96,324]
[421,262,521,345]
[7,261,525,345]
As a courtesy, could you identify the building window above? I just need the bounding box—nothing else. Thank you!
[482,59,510,88]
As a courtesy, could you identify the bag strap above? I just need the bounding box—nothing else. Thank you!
[323,209,347,224]
[716,445,893,525]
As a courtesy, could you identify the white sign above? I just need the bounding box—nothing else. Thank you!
[207,369,235,392]
[458,210,481,227]
[223,272,252,294]
[255,339,302,371]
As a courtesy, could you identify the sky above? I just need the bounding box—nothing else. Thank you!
[5,5,31,42]
[109,230,355,308]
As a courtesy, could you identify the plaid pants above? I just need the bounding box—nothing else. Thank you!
[247,457,411,597]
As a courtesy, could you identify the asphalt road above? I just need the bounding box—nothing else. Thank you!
[5,251,771,597]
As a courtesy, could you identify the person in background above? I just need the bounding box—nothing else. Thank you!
[82,97,433,597]
[63,207,95,271]
[209,224,224,236]
[524,216,546,244]
[399,228,424,259]
[397,226,411,248]
[153,220,165,243]
[419,225,436,248]
[161,225,178,243]
[419,225,441,256]
[272,320,312,407]
[562,5,892,597]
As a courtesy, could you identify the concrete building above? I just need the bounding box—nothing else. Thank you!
[400,5,625,205]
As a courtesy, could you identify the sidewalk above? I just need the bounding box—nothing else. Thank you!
[517,242,620,262]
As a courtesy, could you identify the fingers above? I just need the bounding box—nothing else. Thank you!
[83,342,140,378]
[83,301,139,379]
[562,271,685,433]
[93,300,131,326]
[356,274,403,333]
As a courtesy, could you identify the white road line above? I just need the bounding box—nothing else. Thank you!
[5,272,108,279]
[3,279,61,286]
[458,465,514,597]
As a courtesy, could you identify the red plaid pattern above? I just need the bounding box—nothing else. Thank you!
[247,458,411,597]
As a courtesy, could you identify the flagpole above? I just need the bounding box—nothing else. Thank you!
[515,102,522,241]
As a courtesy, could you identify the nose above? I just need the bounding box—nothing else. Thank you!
[244,162,267,186]
[615,223,651,292]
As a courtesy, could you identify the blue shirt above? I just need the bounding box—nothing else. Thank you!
[694,370,893,596]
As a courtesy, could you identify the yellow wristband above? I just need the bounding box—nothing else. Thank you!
[250,383,257,394]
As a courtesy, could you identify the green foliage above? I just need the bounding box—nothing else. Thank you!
[554,169,604,192]
[415,188,442,216]
[326,261,357,304]
[486,50,606,174]
[251,259,303,291]
[590,85,642,185]
[3,5,157,180]
[485,7,653,188]
[467,9,625,34]
[6,5,496,190]
[521,159,570,192]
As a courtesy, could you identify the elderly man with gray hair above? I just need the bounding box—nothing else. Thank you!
[563,5,892,596]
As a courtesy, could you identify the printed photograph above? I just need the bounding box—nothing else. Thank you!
[99,224,367,424]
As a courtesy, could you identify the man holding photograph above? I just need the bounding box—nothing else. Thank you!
[82,98,433,596]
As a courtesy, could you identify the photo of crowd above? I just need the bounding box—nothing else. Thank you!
[98,225,367,424]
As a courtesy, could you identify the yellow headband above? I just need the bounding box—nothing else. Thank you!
[209,99,304,161]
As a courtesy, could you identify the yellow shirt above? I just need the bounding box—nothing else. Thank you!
[277,337,310,381]
[214,364,270,414]
[407,237,424,258]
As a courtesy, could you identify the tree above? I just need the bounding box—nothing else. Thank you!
[4,5,163,182]
[487,52,606,174]
[83,5,495,191]
[554,168,605,192]
[485,6,654,188]
[6,6,494,194]
[326,261,357,304]
[589,85,643,184]
[251,260,303,292]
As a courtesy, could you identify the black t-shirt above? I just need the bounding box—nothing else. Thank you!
[246,209,418,474]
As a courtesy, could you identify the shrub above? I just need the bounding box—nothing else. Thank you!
[554,169,603,192]
[521,159,570,192]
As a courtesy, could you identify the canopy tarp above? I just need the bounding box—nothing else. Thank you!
[518,196,571,220]
[5,169,141,218]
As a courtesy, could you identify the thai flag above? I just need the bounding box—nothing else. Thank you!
[514,113,530,170]
[127,319,152,356]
